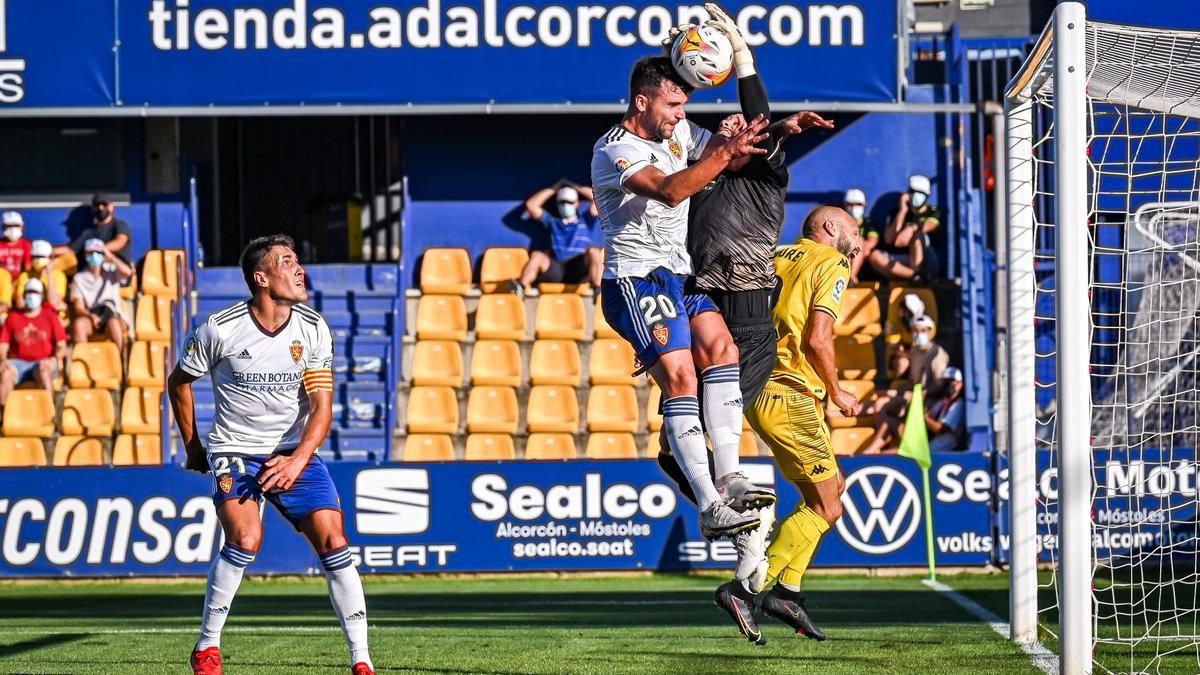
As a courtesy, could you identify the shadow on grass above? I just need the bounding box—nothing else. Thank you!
[0,632,87,657]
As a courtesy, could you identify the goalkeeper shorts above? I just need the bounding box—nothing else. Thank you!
[745,381,839,484]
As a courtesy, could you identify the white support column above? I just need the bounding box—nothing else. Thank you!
[1051,3,1093,674]
[1005,96,1038,644]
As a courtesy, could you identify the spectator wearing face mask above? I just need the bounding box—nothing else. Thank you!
[0,278,67,409]
[15,240,68,317]
[54,193,133,265]
[69,238,132,347]
[513,180,603,294]
[0,211,32,280]
[860,314,949,427]
[844,188,881,284]
[876,174,941,281]
[861,365,966,455]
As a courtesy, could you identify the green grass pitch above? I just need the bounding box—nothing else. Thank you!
[0,572,1046,674]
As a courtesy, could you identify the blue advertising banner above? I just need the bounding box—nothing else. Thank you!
[0,453,994,577]
[0,0,900,110]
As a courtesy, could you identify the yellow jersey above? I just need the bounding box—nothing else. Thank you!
[769,238,850,398]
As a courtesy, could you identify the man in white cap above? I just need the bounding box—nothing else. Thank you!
[842,188,879,283]
[69,237,132,347]
[0,211,31,280]
[878,174,941,280]
[515,179,603,292]
[0,277,67,409]
[15,240,68,316]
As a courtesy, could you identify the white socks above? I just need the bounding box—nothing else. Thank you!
[663,395,722,509]
[196,544,254,651]
[320,547,372,670]
[702,364,744,481]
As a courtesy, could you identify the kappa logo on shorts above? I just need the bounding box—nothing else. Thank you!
[652,321,670,346]
[290,340,304,364]
[810,464,828,476]
[218,474,234,495]
[668,139,682,159]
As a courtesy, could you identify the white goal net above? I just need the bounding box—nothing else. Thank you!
[1007,4,1200,673]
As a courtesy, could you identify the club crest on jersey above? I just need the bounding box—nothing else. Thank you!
[653,322,670,346]
[184,335,197,356]
[668,139,682,159]
[218,474,233,495]
[290,340,304,364]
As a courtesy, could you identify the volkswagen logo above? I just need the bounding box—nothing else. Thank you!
[836,466,921,555]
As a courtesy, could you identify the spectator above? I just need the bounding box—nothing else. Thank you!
[54,193,133,264]
[874,174,941,281]
[0,211,31,280]
[15,240,68,316]
[0,278,67,409]
[844,188,881,284]
[69,238,132,347]
[861,313,950,429]
[861,366,966,455]
[515,180,603,293]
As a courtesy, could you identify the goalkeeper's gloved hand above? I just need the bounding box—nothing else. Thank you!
[661,23,695,54]
[704,2,755,78]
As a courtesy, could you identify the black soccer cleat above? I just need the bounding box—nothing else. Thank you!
[761,585,827,641]
[714,581,767,645]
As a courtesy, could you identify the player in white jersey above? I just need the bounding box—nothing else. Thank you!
[591,56,774,540]
[168,235,374,675]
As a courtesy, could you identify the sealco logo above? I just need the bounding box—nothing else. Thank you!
[0,1,25,103]
[354,469,430,535]
[836,466,920,555]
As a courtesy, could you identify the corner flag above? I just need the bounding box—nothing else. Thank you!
[898,384,936,580]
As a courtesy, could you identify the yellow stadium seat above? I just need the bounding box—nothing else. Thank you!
[420,247,473,295]
[411,340,464,387]
[589,338,637,385]
[525,433,577,460]
[586,385,639,433]
[646,385,663,432]
[739,431,761,457]
[53,436,105,466]
[127,340,170,388]
[406,386,460,434]
[526,385,580,433]
[2,389,55,437]
[61,388,116,437]
[470,340,523,387]
[0,437,46,467]
[403,434,455,462]
[839,379,877,404]
[832,427,875,456]
[135,295,173,342]
[415,294,468,341]
[466,386,519,434]
[537,282,592,295]
[141,249,185,298]
[474,294,527,341]
[586,432,639,459]
[113,434,161,465]
[529,339,582,386]
[535,294,586,340]
[886,287,939,345]
[834,336,878,381]
[834,288,883,338]
[120,387,163,435]
[479,247,529,293]
[465,433,516,461]
[593,296,618,338]
[69,341,123,390]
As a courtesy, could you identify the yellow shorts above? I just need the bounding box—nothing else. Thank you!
[745,381,839,484]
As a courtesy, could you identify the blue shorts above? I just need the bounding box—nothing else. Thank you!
[600,268,719,373]
[210,452,341,528]
[9,358,56,383]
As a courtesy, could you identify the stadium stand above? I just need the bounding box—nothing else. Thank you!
[406,386,460,434]
[525,433,577,460]
[470,340,523,387]
[61,389,116,437]
[120,387,163,435]
[474,294,527,341]
[586,385,639,433]
[588,338,637,386]
[419,247,473,295]
[465,433,517,461]
[526,385,580,434]
[835,287,884,338]
[112,434,161,465]
[68,342,123,390]
[586,432,639,459]
[832,427,875,456]
[834,336,879,381]
[139,249,185,299]
[3,390,55,437]
[127,340,170,388]
[479,247,529,293]
[466,386,520,434]
[646,385,663,432]
[740,432,762,457]
[885,286,939,345]
[411,340,464,387]
[0,437,48,467]
[416,295,468,341]
[403,433,455,462]
[529,339,582,386]
[134,296,174,342]
[52,436,105,466]
[535,294,586,340]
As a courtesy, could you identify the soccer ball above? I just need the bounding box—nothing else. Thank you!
[670,25,734,89]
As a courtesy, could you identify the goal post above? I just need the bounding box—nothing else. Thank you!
[1005,3,1200,673]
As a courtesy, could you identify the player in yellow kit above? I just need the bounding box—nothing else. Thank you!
[717,205,862,643]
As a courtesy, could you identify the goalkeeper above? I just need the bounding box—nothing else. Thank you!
[654,4,836,645]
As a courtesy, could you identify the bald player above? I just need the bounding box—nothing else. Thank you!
[714,205,862,644]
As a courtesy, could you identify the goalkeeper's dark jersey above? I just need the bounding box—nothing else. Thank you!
[687,73,789,293]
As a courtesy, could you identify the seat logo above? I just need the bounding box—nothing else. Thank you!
[835,466,920,555]
[355,469,430,535]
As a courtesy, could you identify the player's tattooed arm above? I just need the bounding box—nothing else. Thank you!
[167,366,209,473]
[625,116,769,207]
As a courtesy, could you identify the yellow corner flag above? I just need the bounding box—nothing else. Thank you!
[897,384,936,580]
[898,383,931,470]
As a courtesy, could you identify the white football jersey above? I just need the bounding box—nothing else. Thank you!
[590,120,712,279]
[178,301,334,457]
